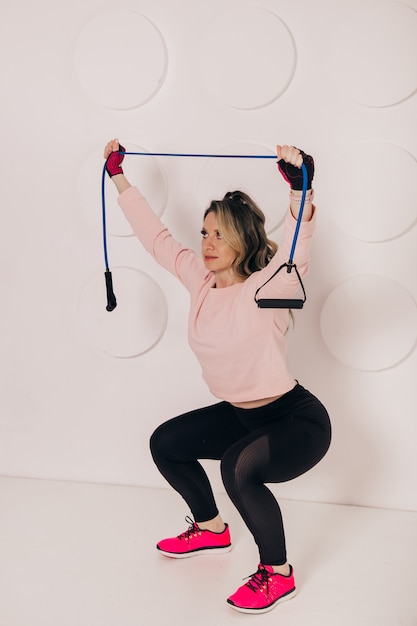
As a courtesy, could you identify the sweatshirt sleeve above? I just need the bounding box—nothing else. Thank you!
[118,186,208,292]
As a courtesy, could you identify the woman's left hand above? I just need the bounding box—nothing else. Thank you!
[276,145,314,190]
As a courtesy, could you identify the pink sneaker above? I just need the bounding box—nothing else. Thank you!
[156,516,232,558]
[227,564,297,614]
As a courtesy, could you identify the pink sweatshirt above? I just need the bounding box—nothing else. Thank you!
[119,187,316,403]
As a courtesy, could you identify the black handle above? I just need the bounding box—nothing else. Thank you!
[256,298,304,309]
[104,270,117,311]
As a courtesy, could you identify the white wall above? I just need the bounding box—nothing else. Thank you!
[1,0,416,512]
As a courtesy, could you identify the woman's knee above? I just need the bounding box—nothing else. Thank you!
[220,452,237,497]
[221,447,253,496]
[221,435,270,495]
[149,422,171,462]
[150,416,195,464]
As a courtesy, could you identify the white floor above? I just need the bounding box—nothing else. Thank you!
[0,477,415,626]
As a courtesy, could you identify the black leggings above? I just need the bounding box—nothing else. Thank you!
[150,383,331,565]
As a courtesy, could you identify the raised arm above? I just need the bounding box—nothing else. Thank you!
[276,145,315,222]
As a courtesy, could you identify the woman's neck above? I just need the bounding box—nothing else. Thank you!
[214,270,245,289]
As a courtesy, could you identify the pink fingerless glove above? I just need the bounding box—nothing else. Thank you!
[105,144,126,177]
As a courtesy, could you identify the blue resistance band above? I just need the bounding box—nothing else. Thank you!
[101,152,307,311]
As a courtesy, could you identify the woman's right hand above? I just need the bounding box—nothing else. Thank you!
[103,139,131,193]
[104,138,126,178]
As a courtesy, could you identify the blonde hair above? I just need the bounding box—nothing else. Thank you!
[204,190,277,279]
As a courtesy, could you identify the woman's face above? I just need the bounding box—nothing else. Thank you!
[201,211,236,276]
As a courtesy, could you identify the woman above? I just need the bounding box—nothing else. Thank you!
[103,139,331,614]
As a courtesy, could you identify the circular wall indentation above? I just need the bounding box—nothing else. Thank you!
[78,267,168,358]
[77,143,168,237]
[196,143,285,233]
[324,143,417,242]
[197,8,296,109]
[74,10,168,109]
[331,1,417,107]
[320,275,417,371]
